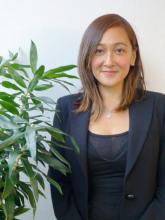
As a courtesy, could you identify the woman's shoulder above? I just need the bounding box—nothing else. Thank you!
[144,91,165,113]
[145,90,165,102]
[57,92,83,109]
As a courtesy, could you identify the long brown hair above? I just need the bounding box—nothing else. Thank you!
[76,14,146,118]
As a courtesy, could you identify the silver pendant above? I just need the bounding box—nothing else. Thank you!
[106,112,112,118]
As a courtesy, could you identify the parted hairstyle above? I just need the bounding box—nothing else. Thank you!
[76,14,146,118]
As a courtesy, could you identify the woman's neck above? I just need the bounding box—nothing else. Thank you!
[99,85,123,111]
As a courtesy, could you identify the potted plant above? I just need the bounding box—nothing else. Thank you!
[0,41,78,220]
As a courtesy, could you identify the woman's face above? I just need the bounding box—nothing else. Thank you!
[91,26,136,91]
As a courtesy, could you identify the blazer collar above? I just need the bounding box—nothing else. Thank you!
[125,95,153,180]
[70,109,90,178]
[70,93,154,180]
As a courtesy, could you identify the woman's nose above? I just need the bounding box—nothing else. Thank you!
[104,52,114,66]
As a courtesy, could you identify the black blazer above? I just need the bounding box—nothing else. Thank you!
[48,91,165,220]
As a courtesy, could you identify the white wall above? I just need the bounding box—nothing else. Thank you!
[0,0,165,219]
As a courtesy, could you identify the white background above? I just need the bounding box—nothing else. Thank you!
[0,0,165,219]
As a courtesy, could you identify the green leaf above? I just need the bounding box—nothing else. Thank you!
[34,83,53,91]
[2,81,23,91]
[37,151,69,175]
[53,79,72,93]
[8,150,19,177]
[0,91,12,97]
[30,99,44,113]
[28,78,39,93]
[38,189,46,198]
[54,79,76,86]
[0,110,11,118]
[20,110,29,121]
[0,129,9,140]
[12,115,28,124]
[8,66,26,88]
[3,194,15,220]
[25,126,36,160]
[11,63,31,69]
[45,175,63,195]
[0,100,19,115]
[36,125,65,142]
[14,207,30,216]
[29,114,43,119]
[21,94,29,110]
[42,65,77,79]
[28,65,45,92]
[30,40,38,73]
[36,173,45,190]
[18,182,36,216]
[0,132,24,151]
[11,91,22,98]
[70,136,80,154]
[15,190,25,207]
[22,160,39,202]
[0,115,20,130]
[35,96,56,105]
[2,176,14,199]
[50,146,70,169]
[0,56,3,64]
[10,63,30,80]
[9,51,18,61]
[54,79,75,90]
[0,68,12,79]
[44,64,76,75]
[35,65,45,77]
[30,94,44,113]
[0,93,19,107]
[10,63,30,78]
[42,72,78,80]
[48,140,71,150]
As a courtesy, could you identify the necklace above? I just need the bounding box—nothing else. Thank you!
[106,111,113,118]
[103,109,116,118]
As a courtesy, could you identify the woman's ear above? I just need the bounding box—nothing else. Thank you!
[130,50,136,66]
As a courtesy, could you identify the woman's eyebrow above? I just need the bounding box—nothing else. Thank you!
[98,42,128,47]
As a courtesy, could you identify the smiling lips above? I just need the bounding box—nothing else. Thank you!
[101,70,117,76]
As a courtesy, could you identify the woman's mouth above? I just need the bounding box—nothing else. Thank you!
[101,70,117,76]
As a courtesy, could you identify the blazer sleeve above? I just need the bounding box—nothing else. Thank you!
[141,100,165,220]
[48,98,83,220]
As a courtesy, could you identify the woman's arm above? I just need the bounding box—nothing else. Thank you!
[141,101,165,220]
[48,166,83,220]
[48,98,83,220]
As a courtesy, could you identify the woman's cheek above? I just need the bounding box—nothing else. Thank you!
[117,57,132,70]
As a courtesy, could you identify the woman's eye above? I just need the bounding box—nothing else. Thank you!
[115,48,125,54]
[95,49,104,55]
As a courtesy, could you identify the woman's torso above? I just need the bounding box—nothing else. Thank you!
[88,108,129,220]
[88,130,128,220]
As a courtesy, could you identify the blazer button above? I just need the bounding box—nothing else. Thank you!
[125,194,136,200]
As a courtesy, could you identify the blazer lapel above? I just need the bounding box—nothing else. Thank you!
[69,93,154,184]
[70,109,90,178]
[125,94,154,181]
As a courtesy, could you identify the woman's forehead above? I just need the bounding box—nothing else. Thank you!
[98,26,132,46]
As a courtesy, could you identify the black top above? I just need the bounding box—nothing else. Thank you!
[87,130,128,220]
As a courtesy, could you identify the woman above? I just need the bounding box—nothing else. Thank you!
[48,14,165,220]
